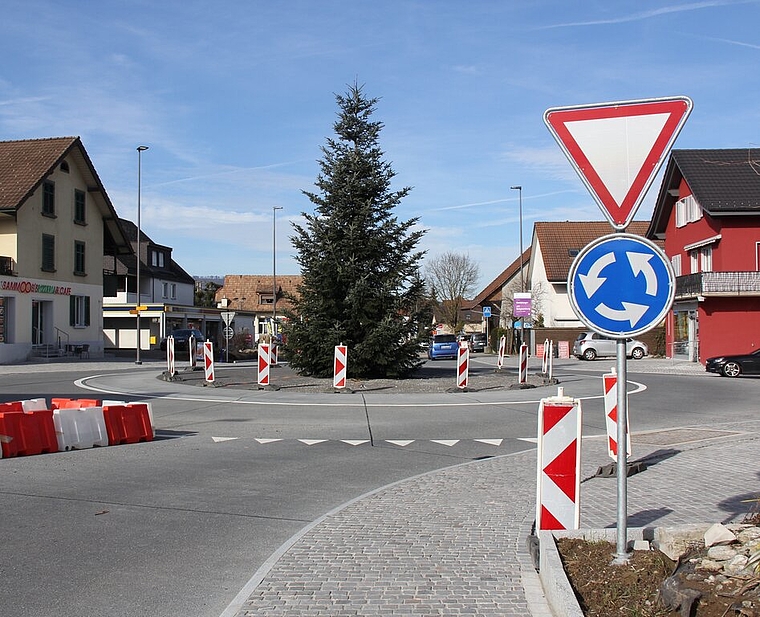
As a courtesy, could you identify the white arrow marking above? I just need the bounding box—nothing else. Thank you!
[627,252,658,296]
[475,438,504,446]
[341,440,370,446]
[255,438,283,444]
[596,301,649,327]
[431,439,460,447]
[212,436,239,443]
[578,252,616,298]
[298,439,327,445]
[386,440,415,447]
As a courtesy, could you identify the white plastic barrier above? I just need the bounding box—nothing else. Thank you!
[53,406,109,451]
[21,398,48,412]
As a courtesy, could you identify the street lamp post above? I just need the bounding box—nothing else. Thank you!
[511,185,524,349]
[272,206,283,336]
[135,145,149,365]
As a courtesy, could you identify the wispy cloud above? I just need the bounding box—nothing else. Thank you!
[538,0,756,29]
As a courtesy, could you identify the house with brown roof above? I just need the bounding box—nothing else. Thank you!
[530,221,654,328]
[215,274,302,340]
[647,148,760,363]
[0,137,131,362]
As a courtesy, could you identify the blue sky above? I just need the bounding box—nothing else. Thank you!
[2,0,759,291]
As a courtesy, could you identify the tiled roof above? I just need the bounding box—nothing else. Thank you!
[649,148,760,237]
[0,136,131,254]
[215,274,303,313]
[0,137,78,210]
[536,221,652,281]
[467,248,531,308]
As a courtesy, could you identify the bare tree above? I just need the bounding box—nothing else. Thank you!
[425,252,480,332]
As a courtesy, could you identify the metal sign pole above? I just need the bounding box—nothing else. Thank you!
[613,339,629,564]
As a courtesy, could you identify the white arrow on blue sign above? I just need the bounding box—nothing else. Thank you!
[568,233,675,338]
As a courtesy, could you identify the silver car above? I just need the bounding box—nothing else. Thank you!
[573,331,648,361]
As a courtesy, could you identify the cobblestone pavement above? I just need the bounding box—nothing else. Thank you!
[227,419,760,617]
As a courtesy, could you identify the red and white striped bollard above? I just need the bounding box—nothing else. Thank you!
[518,342,528,384]
[333,345,347,389]
[456,341,469,389]
[603,369,631,460]
[203,341,214,383]
[258,343,270,387]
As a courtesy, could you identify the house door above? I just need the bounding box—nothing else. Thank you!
[32,300,44,344]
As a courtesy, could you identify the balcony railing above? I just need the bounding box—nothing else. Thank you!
[675,271,760,298]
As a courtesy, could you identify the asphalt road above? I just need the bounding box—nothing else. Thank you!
[0,356,753,616]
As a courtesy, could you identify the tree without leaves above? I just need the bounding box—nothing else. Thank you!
[284,83,427,378]
[425,252,480,332]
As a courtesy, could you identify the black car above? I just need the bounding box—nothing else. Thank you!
[470,333,487,353]
[160,329,205,351]
[705,348,760,377]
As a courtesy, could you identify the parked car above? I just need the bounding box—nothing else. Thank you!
[427,334,459,360]
[470,332,487,353]
[160,329,205,351]
[572,331,648,361]
[705,349,760,377]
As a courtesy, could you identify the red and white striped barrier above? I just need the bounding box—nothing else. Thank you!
[518,342,528,383]
[271,342,278,366]
[603,369,631,460]
[189,335,197,369]
[536,388,582,531]
[166,335,175,376]
[203,341,214,383]
[497,335,506,369]
[541,338,550,374]
[456,342,469,389]
[333,345,347,389]
[258,343,270,387]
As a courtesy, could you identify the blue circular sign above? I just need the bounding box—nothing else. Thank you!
[568,233,675,338]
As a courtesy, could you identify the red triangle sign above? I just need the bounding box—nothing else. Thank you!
[544,96,692,229]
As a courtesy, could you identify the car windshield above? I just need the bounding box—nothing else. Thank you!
[434,335,456,343]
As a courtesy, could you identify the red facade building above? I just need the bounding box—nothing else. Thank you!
[648,148,760,363]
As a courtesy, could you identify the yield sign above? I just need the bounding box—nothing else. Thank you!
[544,97,692,229]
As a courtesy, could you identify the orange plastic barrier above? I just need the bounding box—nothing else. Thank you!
[102,403,154,445]
[51,398,101,410]
[0,408,57,457]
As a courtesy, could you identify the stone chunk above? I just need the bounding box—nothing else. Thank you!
[704,523,736,548]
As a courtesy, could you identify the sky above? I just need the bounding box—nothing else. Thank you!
[2,0,759,292]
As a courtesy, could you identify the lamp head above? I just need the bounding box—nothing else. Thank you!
[510,185,521,191]
[137,145,149,152]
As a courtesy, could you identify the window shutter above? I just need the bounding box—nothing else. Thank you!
[84,296,90,327]
[70,296,75,326]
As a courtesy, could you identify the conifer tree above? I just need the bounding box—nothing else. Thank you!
[285,83,427,378]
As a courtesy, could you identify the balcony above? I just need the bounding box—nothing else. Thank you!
[0,256,16,276]
[675,271,760,299]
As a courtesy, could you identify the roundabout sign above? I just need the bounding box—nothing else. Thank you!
[568,233,675,338]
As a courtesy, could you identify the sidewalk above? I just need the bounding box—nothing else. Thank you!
[225,419,759,616]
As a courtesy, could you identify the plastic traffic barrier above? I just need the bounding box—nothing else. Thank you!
[102,403,154,445]
[53,406,109,451]
[0,408,58,457]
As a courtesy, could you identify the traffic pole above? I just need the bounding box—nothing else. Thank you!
[203,341,214,383]
[456,342,469,389]
[518,342,528,384]
[613,341,630,564]
[497,335,506,370]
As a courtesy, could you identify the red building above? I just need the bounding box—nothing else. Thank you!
[648,148,760,363]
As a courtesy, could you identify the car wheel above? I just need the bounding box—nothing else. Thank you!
[630,347,645,360]
[722,362,741,378]
[583,348,597,361]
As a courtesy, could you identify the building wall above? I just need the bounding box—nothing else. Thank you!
[698,297,760,361]
[529,236,581,328]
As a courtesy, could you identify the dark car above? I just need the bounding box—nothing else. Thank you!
[471,332,487,353]
[160,329,205,351]
[427,334,459,360]
[705,348,760,377]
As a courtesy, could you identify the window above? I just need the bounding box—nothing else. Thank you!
[74,190,86,224]
[74,241,86,275]
[69,295,90,327]
[42,181,55,216]
[151,250,165,268]
[701,246,713,272]
[42,234,55,272]
[162,283,177,300]
[60,161,69,173]
[675,195,702,228]
[259,293,274,305]
[689,250,698,274]
[671,254,682,276]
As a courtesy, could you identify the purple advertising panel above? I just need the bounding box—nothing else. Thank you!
[514,292,532,317]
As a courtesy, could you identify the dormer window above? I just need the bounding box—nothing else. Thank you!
[150,249,165,268]
[259,293,274,305]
